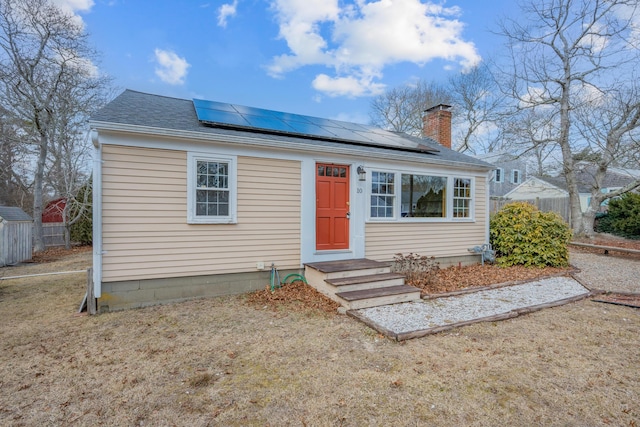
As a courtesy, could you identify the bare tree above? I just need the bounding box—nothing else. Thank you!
[448,64,506,154]
[369,69,504,154]
[0,105,32,209]
[0,0,108,251]
[369,80,451,136]
[498,0,640,236]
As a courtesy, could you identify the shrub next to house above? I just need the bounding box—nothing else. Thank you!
[490,202,572,268]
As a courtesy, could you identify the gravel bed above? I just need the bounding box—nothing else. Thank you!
[355,277,590,336]
[569,250,640,293]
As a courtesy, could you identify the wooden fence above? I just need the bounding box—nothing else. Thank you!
[490,197,571,225]
[42,222,66,248]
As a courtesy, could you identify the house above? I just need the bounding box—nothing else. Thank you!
[42,198,66,223]
[537,165,640,212]
[476,152,528,198]
[504,176,569,200]
[0,206,33,267]
[89,90,494,311]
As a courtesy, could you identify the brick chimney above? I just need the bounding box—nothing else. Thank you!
[423,104,452,149]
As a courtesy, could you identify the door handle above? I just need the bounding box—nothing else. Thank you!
[346,212,351,219]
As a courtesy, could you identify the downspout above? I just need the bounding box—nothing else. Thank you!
[91,129,103,298]
[485,171,491,245]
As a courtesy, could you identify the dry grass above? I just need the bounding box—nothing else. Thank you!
[1,249,639,426]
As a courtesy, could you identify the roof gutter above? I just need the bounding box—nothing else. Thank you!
[88,120,494,172]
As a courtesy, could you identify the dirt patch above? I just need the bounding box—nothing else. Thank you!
[1,245,639,425]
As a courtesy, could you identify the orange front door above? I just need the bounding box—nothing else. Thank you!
[316,163,350,251]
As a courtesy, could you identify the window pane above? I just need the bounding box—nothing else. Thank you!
[401,174,446,217]
[453,178,472,218]
[197,161,207,174]
[318,165,325,176]
[194,159,232,218]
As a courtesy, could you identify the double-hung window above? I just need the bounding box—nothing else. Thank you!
[453,178,472,218]
[511,169,521,184]
[187,153,237,224]
[370,171,395,218]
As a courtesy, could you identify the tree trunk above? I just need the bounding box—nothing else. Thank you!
[32,136,48,253]
[578,210,596,237]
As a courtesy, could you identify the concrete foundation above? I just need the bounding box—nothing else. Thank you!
[98,268,302,312]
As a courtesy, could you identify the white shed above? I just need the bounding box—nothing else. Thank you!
[0,206,33,267]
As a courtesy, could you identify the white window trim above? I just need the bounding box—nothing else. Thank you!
[368,170,396,221]
[511,169,521,184]
[494,168,504,183]
[366,169,475,222]
[187,152,237,224]
[452,177,474,220]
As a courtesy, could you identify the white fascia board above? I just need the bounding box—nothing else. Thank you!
[88,121,493,173]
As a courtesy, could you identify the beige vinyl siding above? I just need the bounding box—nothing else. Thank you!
[366,176,487,261]
[101,145,301,282]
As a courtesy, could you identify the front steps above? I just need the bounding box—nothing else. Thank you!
[304,259,421,310]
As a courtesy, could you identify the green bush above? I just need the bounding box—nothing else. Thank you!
[600,193,640,239]
[490,202,572,267]
[70,181,93,245]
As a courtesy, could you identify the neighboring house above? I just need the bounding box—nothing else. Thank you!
[43,198,66,223]
[0,206,33,267]
[89,90,494,311]
[542,165,640,212]
[504,176,569,200]
[476,152,528,198]
[42,198,67,248]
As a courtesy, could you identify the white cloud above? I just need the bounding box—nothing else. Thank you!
[312,73,385,97]
[218,0,239,28]
[50,0,94,28]
[51,0,94,13]
[268,0,480,97]
[154,49,190,85]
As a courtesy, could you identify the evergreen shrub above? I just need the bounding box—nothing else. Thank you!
[600,193,640,239]
[490,202,572,267]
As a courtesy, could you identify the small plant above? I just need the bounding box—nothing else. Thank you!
[393,253,440,287]
[490,202,572,267]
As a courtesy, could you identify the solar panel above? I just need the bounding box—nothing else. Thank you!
[192,98,439,154]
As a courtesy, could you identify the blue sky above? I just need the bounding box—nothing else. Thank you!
[62,0,519,124]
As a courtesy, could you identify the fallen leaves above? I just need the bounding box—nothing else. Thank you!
[246,281,340,314]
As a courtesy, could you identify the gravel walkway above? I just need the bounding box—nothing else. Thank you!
[351,251,638,340]
[353,277,590,339]
[569,250,640,293]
